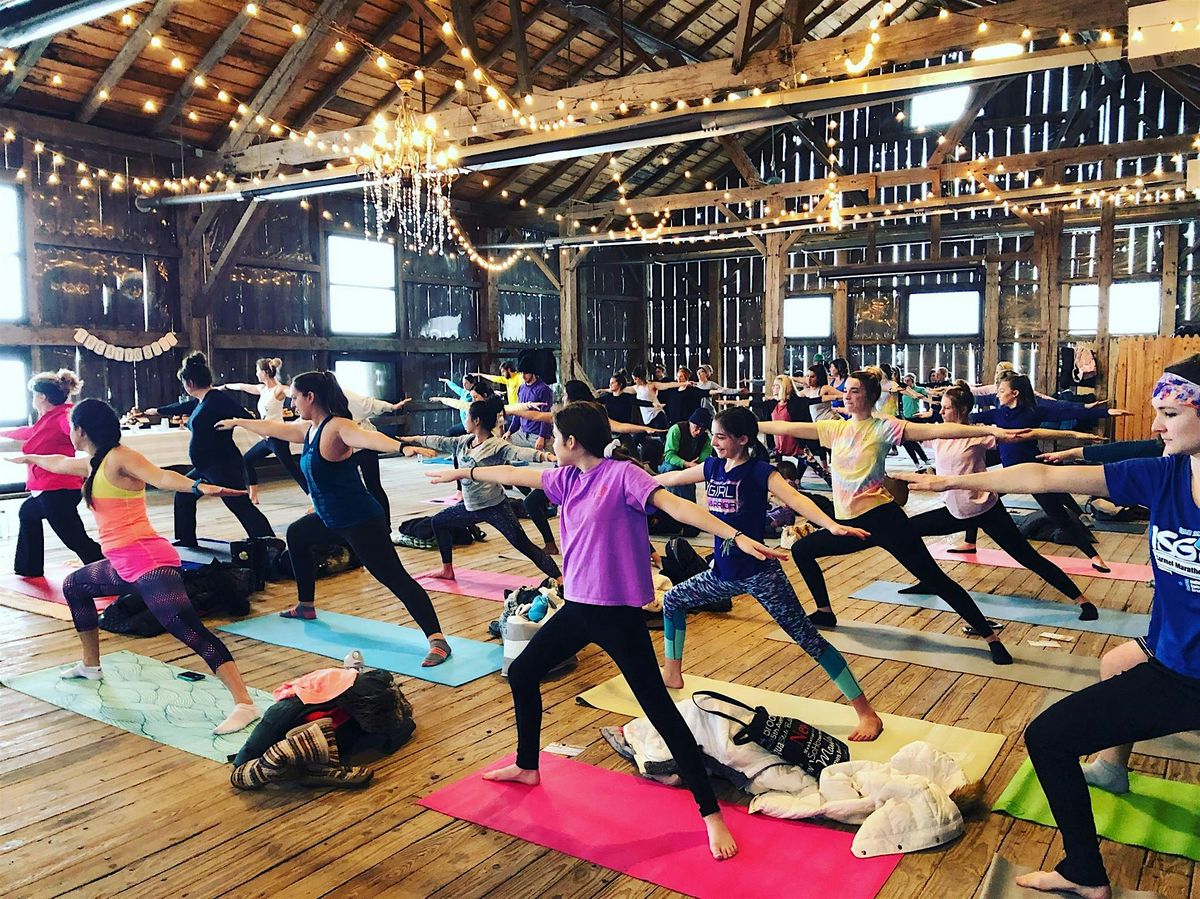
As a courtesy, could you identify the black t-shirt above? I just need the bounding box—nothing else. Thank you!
[659,385,704,424]
[160,390,252,476]
[598,391,651,425]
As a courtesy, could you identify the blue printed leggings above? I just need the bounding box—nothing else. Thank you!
[661,563,864,701]
[63,560,234,672]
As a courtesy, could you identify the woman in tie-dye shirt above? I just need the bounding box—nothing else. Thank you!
[760,369,1027,666]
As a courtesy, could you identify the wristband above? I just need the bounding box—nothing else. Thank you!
[720,530,744,556]
[191,478,203,496]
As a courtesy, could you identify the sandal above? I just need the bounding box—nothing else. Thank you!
[422,637,453,667]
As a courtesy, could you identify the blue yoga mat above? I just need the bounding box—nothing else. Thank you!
[1,650,274,762]
[217,611,502,687]
[419,457,455,465]
[850,580,1150,638]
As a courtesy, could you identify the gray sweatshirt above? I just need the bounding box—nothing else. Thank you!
[420,435,549,510]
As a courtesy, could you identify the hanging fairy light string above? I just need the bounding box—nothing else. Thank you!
[0,123,173,195]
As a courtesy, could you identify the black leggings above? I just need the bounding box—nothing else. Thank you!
[352,450,390,525]
[14,489,103,576]
[431,501,560,579]
[901,440,929,465]
[790,501,994,637]
[907,503,1082,600]
[174,466,275,545]
[1025,659,1200,887]
[243,437,308,492]
[507,601,719,817]
[965,486,1095,557]
[523,489,555,545]
[285,512,442,637]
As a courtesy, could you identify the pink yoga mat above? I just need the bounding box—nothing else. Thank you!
[419,754,900,899]
[414,567,541,602]
[0,567,115,610]
[420,496,461,506]
[929,545,1153,582]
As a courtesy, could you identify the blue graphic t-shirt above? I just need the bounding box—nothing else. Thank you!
[704,456,774,581]
[1105,454,1200,680]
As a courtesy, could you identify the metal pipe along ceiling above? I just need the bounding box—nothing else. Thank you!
[0,0,142,49]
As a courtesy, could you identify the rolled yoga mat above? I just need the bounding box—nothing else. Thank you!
[978,854,1161,899]
[413,567,543,602]
[418,752,902,899]
[1034,691,1200,765]
[217,610,501,687]
[927,545,1153,582]
[0,650,273,762]
[765,619,1101,692]
[577,672,1005,783]
[850,580,1150,639]
[0,566,115,620]
[994,758,1200,863]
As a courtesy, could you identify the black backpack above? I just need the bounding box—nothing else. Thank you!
[99,560,256,637]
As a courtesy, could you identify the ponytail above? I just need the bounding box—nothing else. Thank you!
[553,401,645,469]
[291,370,352,419]
[71,398,122,508]
[714,405,768,463]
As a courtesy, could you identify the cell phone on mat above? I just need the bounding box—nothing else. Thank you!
[176,671,206,682]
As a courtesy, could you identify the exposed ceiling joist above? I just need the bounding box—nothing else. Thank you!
[0,35,51,104]
[77,0,178,124]
[508,0,533,95]
[547,0,701,65]
[717,134,764,186]
[730,0,766,74]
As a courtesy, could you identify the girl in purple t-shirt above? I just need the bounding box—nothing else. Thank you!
[428,401,785,862]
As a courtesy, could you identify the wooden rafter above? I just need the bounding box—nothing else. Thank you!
[1157,68,1200,111]
[451,0,482,58]
[717,134,763,187]
[777,0,823,48]
[0,36,51,104]
[926,80,1009,166]
[77,0,178,124]
[508,0,533,95]
[730,0,765,74]
[506,156,579,204]
[547,0,701,67]
[563,0,680,84]
[546,152,613,206]
[590,145,659,202]
[150,7,254,135]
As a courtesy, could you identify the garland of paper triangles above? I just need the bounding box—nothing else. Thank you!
[73,328,178,363]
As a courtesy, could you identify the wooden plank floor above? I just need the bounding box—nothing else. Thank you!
[0,457,1193,899]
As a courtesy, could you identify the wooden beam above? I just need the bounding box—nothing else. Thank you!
[983,248,1000,375]
[508,0,533,95]
[546,0,701,66]
[926,82,1008,167]
[545,152,612,207]
[195,201,267,316]
[589,146,658,202]
[1156,68,1200,111]
[529,251,561,290]
[974,172,1045,234]
[777,0,822,48]
[451,0,482,58]
[150,7,253,135]
[0,36,51,104]
[832,280,848,360]
[0,106,200,158]
[78,0,178,124]
[717,134,763,187]
[730,0,764,74]
[1161,223,1179,337]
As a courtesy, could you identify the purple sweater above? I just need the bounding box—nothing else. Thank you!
[507,379,554,439]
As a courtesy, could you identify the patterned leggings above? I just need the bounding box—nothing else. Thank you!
[430,501,561,579]
[62,560,234,672]
[661,563,864,701]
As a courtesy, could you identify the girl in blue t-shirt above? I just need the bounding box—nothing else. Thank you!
[655,406,883,742]
[896,356,1200,899]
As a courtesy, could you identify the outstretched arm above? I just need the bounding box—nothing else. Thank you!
[117,448,247,496]
[649,489,787,562]
[334,420,403,454]
[221,382,263,395]
[757,419,820,440]
[767,472,869,538]
[506,406,552,423]
[904,420,1022,442]
[425,463,545,490]
[612,420,665,435]
[894,461,1110,498]
[8,453,90,478]
[215,418,309,443]
[654,466,707,488]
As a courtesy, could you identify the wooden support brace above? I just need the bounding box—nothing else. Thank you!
[78,0,178,124]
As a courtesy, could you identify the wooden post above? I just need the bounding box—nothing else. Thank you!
[983,248,1000,377]
[310,199,329,371]
[1036,198,1063,395]
[762,231,787,383]
[177,206,208,364]
[832,280,849,360]
[20,141,42,376]
[1095,185,1115,399]
[559,246,581,383]
[1161,223,1179,337]
[705,259,722,381]
[480,228,501,373]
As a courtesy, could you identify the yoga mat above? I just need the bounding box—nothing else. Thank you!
[414,567,542,602]
[850,580,1150,639]
[1090,520,1148,535]
[979,854,1161,899]
[578,673,1005,783]
[928,545,1153,583]
[0,567,115,612]
[0,650,273,762]
[994,759,1200,863]
[217,610,501,687]
[418,457,454,465]
[0,588,73,620]
[420,496,460,506]
[765,619,1101,692]
[418,753,901,899]
[1034,692,1200,765]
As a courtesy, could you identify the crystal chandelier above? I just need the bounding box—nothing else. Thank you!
[360,78,458,250]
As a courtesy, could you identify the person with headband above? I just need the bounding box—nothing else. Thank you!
[1,369,103,577]
[894,355,1200,898]
[426,401,788,861]
[221,357,307,503]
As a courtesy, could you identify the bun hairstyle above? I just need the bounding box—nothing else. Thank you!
[257,357,283,379]
[714,405,768,462]
[563,380,594,403]
[28,369,82,406]
[631,365,648,384]
[553,401,639,465]
[291,370,352,419]
[997,370,1036,409]
[177,351,213,389]
[849,369,883,405]
[942,384,976,419]
[468,399,500,432]
[72,398,122,508]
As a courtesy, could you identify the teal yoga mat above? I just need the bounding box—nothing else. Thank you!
[1,650,274,762]
[217,610,501,687]
[850,580,1150,638]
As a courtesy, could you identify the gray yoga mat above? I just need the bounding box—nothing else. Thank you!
[979,855,1160,899]
[851,580,1150,639]
[1006,503,1147,535]
[766,619,1100,692]
[1036,691,1200,765]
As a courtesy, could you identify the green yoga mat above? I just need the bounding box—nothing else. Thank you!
[1,650,274,762]
[994,759,1200,862]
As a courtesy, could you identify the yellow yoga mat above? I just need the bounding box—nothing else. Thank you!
[577,672,1007,783]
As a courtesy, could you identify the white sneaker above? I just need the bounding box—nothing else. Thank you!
[60,661,103,681]
[343,650,364,671]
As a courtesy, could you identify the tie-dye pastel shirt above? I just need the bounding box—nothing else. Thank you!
[816,416,907,520]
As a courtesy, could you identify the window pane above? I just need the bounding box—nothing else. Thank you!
[907,290,980,336]
[1068,284,1099,335]
[0,357,28,422]
[0,185,19,255]
[784,295,832,338]
[1110,281,1160,335]
[327,235,395,288]
[0,253,22,320]
[333,359,396,399]
[910,86,972,128]
[329,284,397,335]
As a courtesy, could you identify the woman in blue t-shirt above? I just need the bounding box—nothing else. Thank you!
[896,356,1200,899]
[655,406,884,742]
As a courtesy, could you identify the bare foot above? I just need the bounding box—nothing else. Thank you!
[544,542,560,556]
[849,711,884,742]
[660,665,684,690]
[704,813,738,860]
[1014,870,1111,899]
[482,763,540,785]
[435,565,456,580]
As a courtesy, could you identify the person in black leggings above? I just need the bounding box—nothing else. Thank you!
[218,371,450,667]
[221,357,307,503]
[143,352,275,547]
[760,370,1016,665]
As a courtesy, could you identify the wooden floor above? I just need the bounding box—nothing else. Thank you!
[0,456,1194,899]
